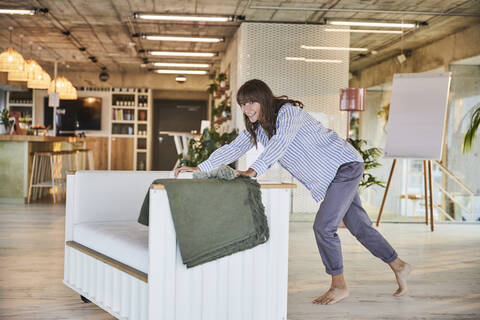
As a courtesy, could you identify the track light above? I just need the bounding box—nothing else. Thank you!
[0,8,36,15]
[149,51,217,57]
[325,28,403,34]
[142,35,224,42]
[328,20,416,28]
[154,69,208,75]
[134,13,233,22]
[301,45,368,52]
[152,62,210,68]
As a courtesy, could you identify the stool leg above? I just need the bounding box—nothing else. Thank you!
[27,154,37,204]
[88,151,94,170]
[50,154,56,204]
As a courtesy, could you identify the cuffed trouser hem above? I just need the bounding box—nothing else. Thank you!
[382,251,398,264]
[326,267,344,275]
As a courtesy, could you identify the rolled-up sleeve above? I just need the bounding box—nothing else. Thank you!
[198,129,254,172]
[250,106,302,176]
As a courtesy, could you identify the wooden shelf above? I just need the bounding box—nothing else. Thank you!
[112,106,136,109]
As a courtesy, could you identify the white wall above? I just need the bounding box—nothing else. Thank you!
[233,22,350,213]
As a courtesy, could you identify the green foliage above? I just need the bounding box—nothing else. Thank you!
[1,108,10,131]
[178,128,238,167]
[462,104,480,154]
[216,72,227,83]
[207,82,218,94]
[348,138,386,189]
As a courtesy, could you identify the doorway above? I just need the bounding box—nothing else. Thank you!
[153,99,207,170]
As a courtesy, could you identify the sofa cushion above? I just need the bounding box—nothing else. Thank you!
[73,221,149,273]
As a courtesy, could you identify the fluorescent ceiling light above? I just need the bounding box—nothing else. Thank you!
[155,69,208,75]
[301,45,368,52]
[134,13,233,22]
[325,28,403,34]
[152,62,210,68]
[329,21,416,28]
[0,8,35,15]
[285,57,342,63]
[149,51,217,57]
[144,35,224,43]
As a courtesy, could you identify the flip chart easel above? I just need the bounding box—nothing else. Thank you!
[375,72,452,232]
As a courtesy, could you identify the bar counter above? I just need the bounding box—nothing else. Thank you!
[0,135,97,203]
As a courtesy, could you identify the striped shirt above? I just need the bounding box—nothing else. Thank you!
[198,103,363,202]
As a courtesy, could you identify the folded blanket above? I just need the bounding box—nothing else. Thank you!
[137,171,269,268]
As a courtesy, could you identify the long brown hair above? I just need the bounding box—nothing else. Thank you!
[236,79,303,147]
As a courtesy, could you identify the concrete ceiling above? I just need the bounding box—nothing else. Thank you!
[0,0,479,77]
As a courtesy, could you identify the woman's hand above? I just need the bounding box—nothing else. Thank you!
[235,168,257,178]
[174,166,200,178]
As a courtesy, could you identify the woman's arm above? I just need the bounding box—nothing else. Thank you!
[197,129,255,172]
[249,106,302,176]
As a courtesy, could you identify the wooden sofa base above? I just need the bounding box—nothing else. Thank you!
[64,243,149,320]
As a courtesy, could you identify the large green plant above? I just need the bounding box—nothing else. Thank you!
[348,138,385,189]
[462,103,480,154]
[178,128,238,167]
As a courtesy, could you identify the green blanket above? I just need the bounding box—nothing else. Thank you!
[137,176,269,268]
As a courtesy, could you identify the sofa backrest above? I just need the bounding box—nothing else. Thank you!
[73,170,173,224]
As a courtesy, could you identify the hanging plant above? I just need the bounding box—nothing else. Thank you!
[462,103,480,154]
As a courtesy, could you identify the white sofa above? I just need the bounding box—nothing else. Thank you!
[64,170,295,320]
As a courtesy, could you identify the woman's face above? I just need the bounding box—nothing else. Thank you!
[240,100,261,123]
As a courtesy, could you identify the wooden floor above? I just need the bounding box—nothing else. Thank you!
[0,203,479,319]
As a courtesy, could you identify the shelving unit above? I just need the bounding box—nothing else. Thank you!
[6,90,34,127]
[110,88,152,171]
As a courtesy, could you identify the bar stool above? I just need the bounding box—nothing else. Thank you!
[27,150,77,204]
[74,149,95,170]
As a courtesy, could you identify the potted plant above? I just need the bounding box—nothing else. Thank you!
[0,108,10,135]
[348,138,385,189]
[178,127,238,167]
[462,103,480,154]
[216,72,228,88]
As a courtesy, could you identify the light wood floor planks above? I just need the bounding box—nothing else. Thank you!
[1,203,480,319]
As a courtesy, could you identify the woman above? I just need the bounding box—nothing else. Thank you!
[175,79,411,305]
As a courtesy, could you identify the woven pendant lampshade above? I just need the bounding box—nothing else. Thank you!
[0,47,25,72]
[27,63,51,89]
[7,59,29,82]
[48,76,78,100]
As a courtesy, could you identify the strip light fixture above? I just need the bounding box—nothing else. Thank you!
[152,62,210,68]
[143,35,224,42]
[154,69,208,75]
[325,28,403,34]
[329,20,416,28]
[286,57,342,63]
[0,8,36,15]
[134,13,233,22]
[149,51,217,57]
[301,45,368,52]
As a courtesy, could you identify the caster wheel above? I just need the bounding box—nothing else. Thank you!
[80,295,91,303]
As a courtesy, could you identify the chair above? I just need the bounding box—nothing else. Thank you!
[27,150,77,204]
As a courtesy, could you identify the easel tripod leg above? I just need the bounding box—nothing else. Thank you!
[376,159,397,227]
[423,160,429,225]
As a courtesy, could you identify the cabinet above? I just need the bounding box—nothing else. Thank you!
[110,88,152,171]
[6,90,34,128]
[110,137,134,170]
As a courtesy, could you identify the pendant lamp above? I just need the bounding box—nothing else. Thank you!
[7,58,31,82]
[0,27,25,72]
[0,47,25,72]
[48,76,77,100]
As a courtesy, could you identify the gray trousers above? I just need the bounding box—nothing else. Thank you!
[313,161,398,275]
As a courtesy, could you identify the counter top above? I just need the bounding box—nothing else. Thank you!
[0,135,106,142]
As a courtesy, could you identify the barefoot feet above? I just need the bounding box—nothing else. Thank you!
[312,286,349,305]
[389,258,412,297]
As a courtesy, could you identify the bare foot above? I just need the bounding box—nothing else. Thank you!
[312,286,349,305]
[389,258,412,297]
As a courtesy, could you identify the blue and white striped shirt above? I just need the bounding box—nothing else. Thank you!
[198,103,363,202]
